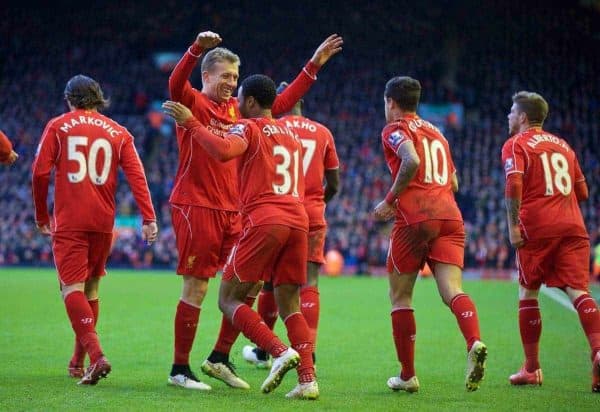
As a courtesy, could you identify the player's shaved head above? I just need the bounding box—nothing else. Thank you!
[385,76,421,112]
[201,47,240,73]
[240,75,276,109]
[512,91,548,126]
[64,75,110,110]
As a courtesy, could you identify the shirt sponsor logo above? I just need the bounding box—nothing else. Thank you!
[504,157,514,171]
[228,105,237,121]
[388,131,405,147]
[229,124,245,136]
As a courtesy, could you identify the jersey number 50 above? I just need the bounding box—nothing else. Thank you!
[68,136,113,185]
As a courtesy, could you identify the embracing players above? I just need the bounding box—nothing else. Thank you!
[167,31,342,390]
[163,74,321,399]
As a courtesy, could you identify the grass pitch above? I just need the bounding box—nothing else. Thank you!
[1,268,599,411]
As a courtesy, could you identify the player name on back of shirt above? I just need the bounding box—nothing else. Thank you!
[526,133,570,150]
[262,123,297,139]
[59,115,122,137]
[284,119,318,133]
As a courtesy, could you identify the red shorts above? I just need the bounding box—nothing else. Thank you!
[223,225,307,287]
[52,231,113,286]
[307,226,326,264]
[387,219,465,274]
[171,205,241,278]
[516,236,590,291]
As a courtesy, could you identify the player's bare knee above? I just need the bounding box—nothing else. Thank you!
[306,262,319,287]
[274,284,301,318]
[519,286,539,300]
[565,287,587,303]
[84,277,100,299]
[182,276,209,305]
[61,282,85,300]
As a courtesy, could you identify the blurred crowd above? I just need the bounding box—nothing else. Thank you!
[1,1,599,272]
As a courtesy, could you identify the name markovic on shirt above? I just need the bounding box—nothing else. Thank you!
[59,116,122,138]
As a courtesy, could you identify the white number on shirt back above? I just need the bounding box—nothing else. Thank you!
[67,136,113,185]
[273,145,299,197]
[421,138,448,185]
[539,152,571,196]
[300,139,316,176]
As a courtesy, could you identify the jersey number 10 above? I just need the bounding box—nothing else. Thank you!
[421,138,448,185]
[67,136,113,185]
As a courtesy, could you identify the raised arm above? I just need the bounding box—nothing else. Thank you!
[169,31,222,105]
[272,34,343,115]
[31,124,59,234]
[162,101,248,162]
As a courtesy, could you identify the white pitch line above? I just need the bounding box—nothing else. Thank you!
[540,285,575,313]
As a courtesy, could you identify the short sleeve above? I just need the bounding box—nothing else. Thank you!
[382,126,412,154]
[501,138,526,177]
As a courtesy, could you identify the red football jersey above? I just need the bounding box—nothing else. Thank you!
[501,127,588,239]
[0,129,13,161]
[32,109,156,233]
[382,114,462,225]
[280,115,339,228]
[226,117,308,231]
[168,43,319,211]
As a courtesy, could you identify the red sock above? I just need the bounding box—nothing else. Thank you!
[231,304,287,357]
[518,299,542,372]
[450,293,481,351]
[70,299,100,367]
[258,290,279,330]
[213,296,256,355]
[284,312,315,383]
[174,300,200,365]
[64,291,103,364]
[300,286,320,348]
[573,294,600,359]
[391,308,416,380]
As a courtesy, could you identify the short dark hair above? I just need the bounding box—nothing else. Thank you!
[512,91,548,125]
[64,75,109,110]
[384,76,421,112]
[240,74,276,108]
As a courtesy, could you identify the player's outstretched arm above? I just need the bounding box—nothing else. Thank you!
[374,141,420,221]
[309,34,344,67]
[169,31,222,105]
[272,34,343,116]
[162,101,248,161]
